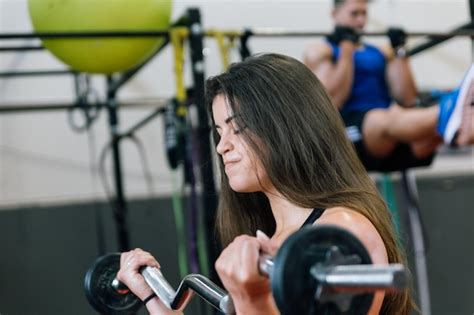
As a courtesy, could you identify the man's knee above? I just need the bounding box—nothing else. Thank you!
[362,109,397,158]
[363,109,391,134]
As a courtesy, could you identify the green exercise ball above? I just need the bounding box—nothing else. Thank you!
[28,0,172,74]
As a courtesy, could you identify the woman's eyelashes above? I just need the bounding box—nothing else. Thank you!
[232,125,242,134]
[215,119,243,136]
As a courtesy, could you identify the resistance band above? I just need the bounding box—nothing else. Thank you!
[207,29,239,70]
[170,27,191,278]
[171,172,188,278]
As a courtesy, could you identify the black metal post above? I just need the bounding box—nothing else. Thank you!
[400,171,431,315]
[239,29,252,60]
[187,7,219,280]
[470,0,474,22]
[106,76,130,251]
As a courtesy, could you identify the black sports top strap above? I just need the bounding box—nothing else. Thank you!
[301,208,325,228]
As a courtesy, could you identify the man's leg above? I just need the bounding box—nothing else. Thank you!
[362,104,440,158]
[363,65,474,158]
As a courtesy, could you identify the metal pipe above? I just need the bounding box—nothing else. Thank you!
[0,70,74,78]
[0,104,89,113]
[226,28,474,38]
[0,45,44,52]
[408,21,474,56]
[0,29,473,41]
[0,99,169,113]
[171,274,232,312]
[258,254,274,276]
[310,263,407,291]
[0,31,170,39]
[138,266,233,313]
[140,267,177,309]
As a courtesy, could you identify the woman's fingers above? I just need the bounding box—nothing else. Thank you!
[240,236,262,279]
[215,234,274,312]
[122,248,160,269]
[116,249,161,300]
[256,230,279,257]
[216,235,259,279]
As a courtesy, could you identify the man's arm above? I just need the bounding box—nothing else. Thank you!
[304,41,356,109]
[383,28,419,106]
[385,46,418,107]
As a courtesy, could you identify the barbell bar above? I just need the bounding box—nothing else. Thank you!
[84,226,408,315]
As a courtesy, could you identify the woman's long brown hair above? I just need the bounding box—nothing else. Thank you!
[205,53,413,314]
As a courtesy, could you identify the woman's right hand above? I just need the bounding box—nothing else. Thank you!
[116,249,182,315]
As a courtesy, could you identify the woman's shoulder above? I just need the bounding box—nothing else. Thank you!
[316,207,388,264]
[318,206,371,224]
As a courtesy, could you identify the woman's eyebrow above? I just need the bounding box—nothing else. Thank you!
[213,115,237,129]
[224,115,237,124]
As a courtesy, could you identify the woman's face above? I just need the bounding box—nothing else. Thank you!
[212,94,271,193]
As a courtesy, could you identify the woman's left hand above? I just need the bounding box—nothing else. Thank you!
[215,230,280,314]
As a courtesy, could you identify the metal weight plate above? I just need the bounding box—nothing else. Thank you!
[271,225,373,315]
[84,253,142,315]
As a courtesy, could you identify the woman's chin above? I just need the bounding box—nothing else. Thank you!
[229,181,258,193]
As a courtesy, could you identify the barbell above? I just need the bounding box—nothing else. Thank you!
[84,225,407,315]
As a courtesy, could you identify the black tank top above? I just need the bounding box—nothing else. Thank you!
[300,208,325,228]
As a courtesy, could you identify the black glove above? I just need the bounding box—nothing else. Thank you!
[326,25,360,45]
[387,27,407,49]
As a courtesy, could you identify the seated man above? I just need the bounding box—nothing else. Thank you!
[304,0,473,171]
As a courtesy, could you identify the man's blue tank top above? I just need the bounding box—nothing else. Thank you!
[329,42,391,115]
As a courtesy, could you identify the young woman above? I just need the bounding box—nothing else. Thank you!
[117,53,413,315]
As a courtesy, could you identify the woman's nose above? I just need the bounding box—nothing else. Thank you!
[216,133,233,156]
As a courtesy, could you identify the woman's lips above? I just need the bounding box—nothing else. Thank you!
[224,161,238,173]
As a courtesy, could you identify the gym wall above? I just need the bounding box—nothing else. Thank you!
[0,0,470,206]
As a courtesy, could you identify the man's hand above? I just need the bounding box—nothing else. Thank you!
[327,25,360,45]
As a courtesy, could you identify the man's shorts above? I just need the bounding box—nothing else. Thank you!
[341,110,435,172]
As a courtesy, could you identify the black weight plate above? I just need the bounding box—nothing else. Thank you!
[271,225,373,315]
[84,253,142,315]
